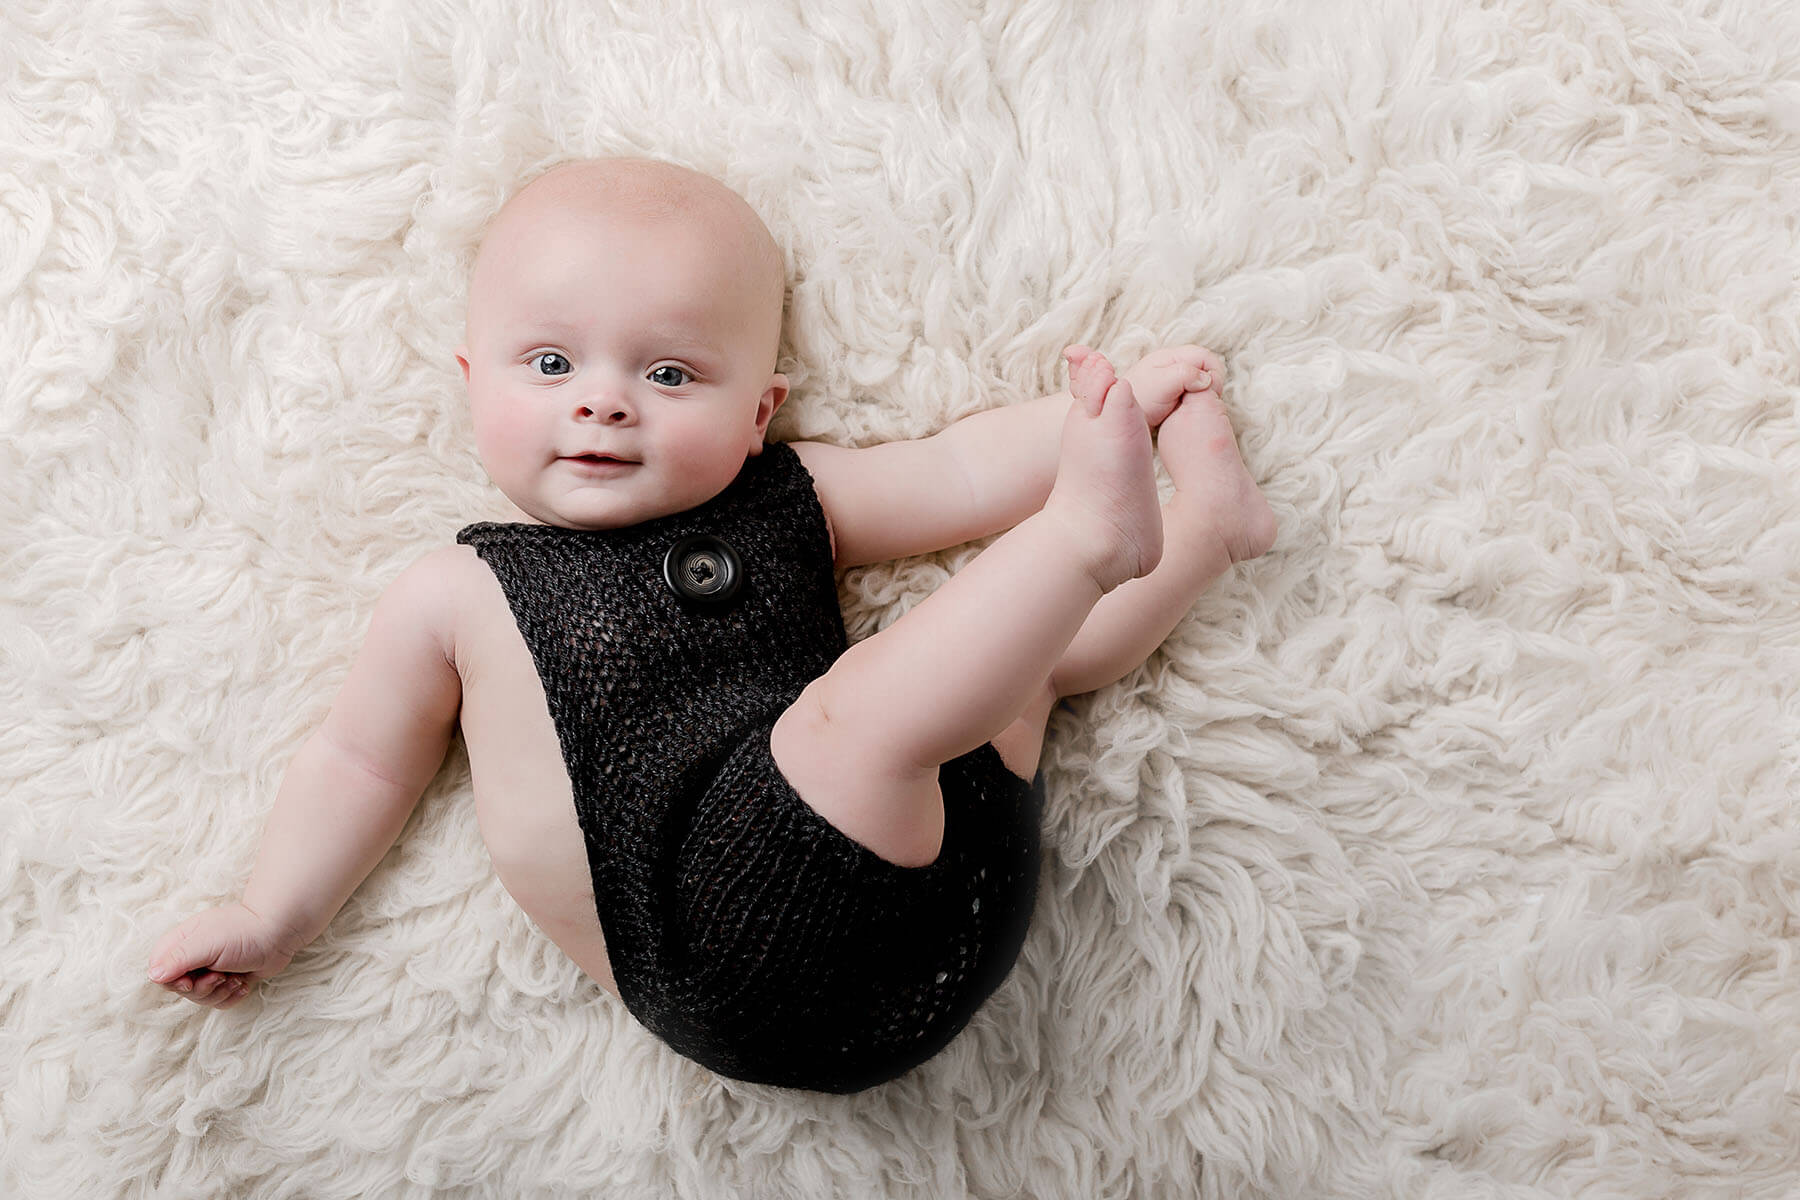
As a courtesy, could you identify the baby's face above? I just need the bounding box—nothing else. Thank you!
[457,184,787,529]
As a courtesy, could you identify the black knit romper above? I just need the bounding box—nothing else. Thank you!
[456,441,1044,1093]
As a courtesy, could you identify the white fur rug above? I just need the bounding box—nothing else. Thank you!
[5,0,1798,1195]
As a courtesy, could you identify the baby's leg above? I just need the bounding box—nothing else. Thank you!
[928,379,1281,784]
[972,383,1279,781]
[771,350,1161,867]
[1050,382,1278,698]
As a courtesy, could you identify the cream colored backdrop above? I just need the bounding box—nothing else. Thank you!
[4,1,1797,1196]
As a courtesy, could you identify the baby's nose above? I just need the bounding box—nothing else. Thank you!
[576,394,634,423]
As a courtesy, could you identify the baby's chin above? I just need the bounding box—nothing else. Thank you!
[503,489,688,531]
[492,455,753,529]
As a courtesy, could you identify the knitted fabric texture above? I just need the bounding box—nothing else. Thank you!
[455,441,1043,1093]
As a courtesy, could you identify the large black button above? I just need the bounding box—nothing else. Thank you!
[662,534,744,606]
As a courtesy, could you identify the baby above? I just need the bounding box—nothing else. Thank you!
[147,156,1276,1093]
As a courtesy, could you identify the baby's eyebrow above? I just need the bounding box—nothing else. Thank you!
[515,316,584,340]
[513,317,715,353]
[639,323,717,351]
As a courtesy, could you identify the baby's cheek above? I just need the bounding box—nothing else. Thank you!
[470,398,540,485]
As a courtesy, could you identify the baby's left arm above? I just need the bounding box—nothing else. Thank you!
[941,342,1222,532]
[794,344,1220,569]
[824,340,1224,561]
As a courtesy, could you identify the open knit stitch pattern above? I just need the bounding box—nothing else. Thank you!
[456,441,1043,1093]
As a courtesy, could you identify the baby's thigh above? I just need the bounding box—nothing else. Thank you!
[988,682,1057,781]
[472,784,621,994]
[768,693,947,869]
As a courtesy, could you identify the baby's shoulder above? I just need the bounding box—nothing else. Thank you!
[377,544,488,665]
[784,440,841,563]
[397,543,486,598]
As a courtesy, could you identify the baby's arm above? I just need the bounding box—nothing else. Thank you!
[940,345,1221,534]
[797,345,1219,569]
[148,550,464,1006]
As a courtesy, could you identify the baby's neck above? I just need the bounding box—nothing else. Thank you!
[501,498,543,526]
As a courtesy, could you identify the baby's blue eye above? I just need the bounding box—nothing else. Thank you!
[530,352,571,377]
[649,365,689,387]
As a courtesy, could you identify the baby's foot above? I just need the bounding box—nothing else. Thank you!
[1156,387,1277,564]
[1043,346,1164,592]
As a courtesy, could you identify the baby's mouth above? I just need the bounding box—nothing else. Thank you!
[561,454,638,477]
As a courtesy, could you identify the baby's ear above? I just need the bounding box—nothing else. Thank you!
[756,373,790,432]
[454,346,471,384]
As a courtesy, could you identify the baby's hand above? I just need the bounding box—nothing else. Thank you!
[1081,344,1225,429]
[147,901,299,1009]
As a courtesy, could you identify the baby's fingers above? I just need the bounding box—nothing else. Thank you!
[205,975,253,1007]
[188,970,233,1001]
[169,970,248,1007]
[148,915,211,982]
[1181,347,1226,392]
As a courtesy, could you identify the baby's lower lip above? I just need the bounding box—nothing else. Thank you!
[563,456,636,473]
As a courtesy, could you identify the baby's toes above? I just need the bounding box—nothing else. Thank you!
[1100,376,1143,423]
[1067,350,1116,413]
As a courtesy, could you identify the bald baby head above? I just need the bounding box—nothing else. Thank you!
[465,157,787,374]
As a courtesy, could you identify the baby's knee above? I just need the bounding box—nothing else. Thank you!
[769,698,946,869]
